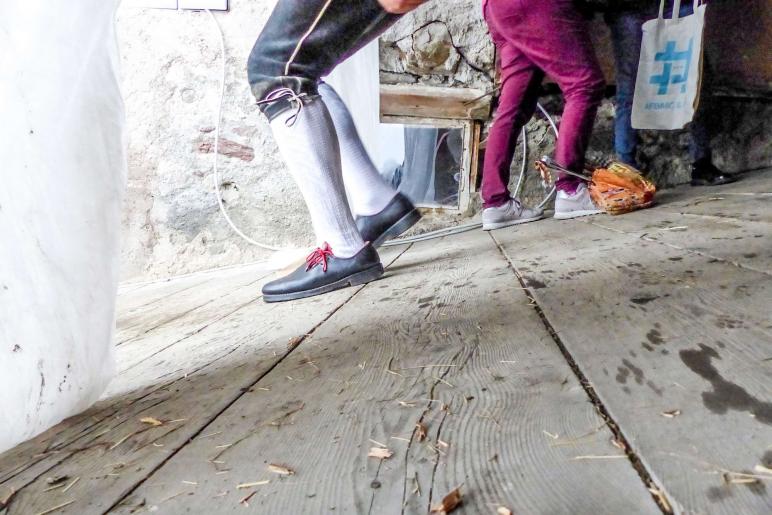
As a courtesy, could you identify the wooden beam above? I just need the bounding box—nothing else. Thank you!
[380,84,491,121]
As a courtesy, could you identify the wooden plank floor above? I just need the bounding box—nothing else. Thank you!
[1,169,770,514]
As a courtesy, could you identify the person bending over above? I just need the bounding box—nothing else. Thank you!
[248,0,428,303]
[480,0,607,230]
[603,0,737,186]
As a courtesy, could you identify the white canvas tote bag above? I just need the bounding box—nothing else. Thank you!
[631,0,707,130]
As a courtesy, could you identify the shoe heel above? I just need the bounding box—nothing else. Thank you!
[375,209,422,247]
[348,265,384,286]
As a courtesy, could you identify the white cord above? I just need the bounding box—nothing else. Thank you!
[206,9,282,251]
[205,9,559,250]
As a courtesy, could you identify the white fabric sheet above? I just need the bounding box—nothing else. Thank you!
[0,0,125,452]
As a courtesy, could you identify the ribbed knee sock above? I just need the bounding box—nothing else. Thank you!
[319,82,397,217]
[269,97,365,258]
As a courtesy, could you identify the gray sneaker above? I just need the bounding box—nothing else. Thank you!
[482,198,544,231]
[554,183,604,220]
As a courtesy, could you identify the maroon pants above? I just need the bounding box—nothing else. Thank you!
[481,0,605,208]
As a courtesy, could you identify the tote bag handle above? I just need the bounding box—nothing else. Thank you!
[658,0,701,21]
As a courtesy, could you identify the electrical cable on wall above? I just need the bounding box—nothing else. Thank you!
[207,9,282,251]
[205,9,559,251]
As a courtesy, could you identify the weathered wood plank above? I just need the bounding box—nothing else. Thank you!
[654,170,772,224]
[0,267,274,490]
[494,213,772,515]
[588,206,771,274]
[0,249,402,515]
[116,230,659,515]
[116,266,274,345]
[380,84,491,121]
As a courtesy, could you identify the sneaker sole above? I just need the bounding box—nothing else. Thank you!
[263,264,385,303]
[372,209,422,248]
[482,213,545,231]
[554,209,605,220]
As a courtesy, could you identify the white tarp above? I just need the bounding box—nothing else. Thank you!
[0,0,125,452]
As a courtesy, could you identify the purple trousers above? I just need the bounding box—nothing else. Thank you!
[481,0,605,208]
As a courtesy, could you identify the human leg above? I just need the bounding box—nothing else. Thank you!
[479,40,544,208]
[659,1,737,185]
[317,82,396,217]
[605,9,645,167]
[318,82,421,246]
[477,3,545,230]
[486,0,606,194]
[250,0,402,301]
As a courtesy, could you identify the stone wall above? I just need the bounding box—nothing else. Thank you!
[379,0,494,89]
[117,2,770,282]
[117,2,307,281]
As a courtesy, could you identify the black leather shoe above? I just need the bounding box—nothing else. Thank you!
[262,243,383,303]
[691,159,738,186]
[356,193,421,248]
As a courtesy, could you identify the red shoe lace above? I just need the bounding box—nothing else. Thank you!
[305,243,334,272]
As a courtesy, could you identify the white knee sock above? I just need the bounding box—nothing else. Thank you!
[269,97,365,258]
[319,83,397,217]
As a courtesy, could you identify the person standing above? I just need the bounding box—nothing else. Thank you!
[248,0,428,302]
[603,0,738,185]
[480,0,607,229]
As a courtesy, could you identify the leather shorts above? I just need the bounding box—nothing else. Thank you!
[247,0,401,121]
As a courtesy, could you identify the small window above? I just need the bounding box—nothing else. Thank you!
[123,0,228,10]
[379,85,490,213]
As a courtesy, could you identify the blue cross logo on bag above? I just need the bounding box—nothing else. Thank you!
[649,38,694,95]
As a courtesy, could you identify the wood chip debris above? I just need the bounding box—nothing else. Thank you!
[660,409,681,418]
[542,430,559,440]
[237,480,270,489]
[35,500,76,515]
[647,486,672,512]
[45,476,69,486]
[109,432,136,451]
[430,486,462,513]
[437,439,450,449]
[416,422,428,442]
[267,464,295,476]
[497,507,513,515]
[433,376,455,388]
[727,476,759,485]
[61,477,80,494]
[368,447,394,459]
[610,438,626,451]
[239,490,257,507]
[140,416,164,426]
[754,464,772,475]
[266,402,305,428]
[287,336,303,351]
[1,487,17,508]
[570,455,627,461]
